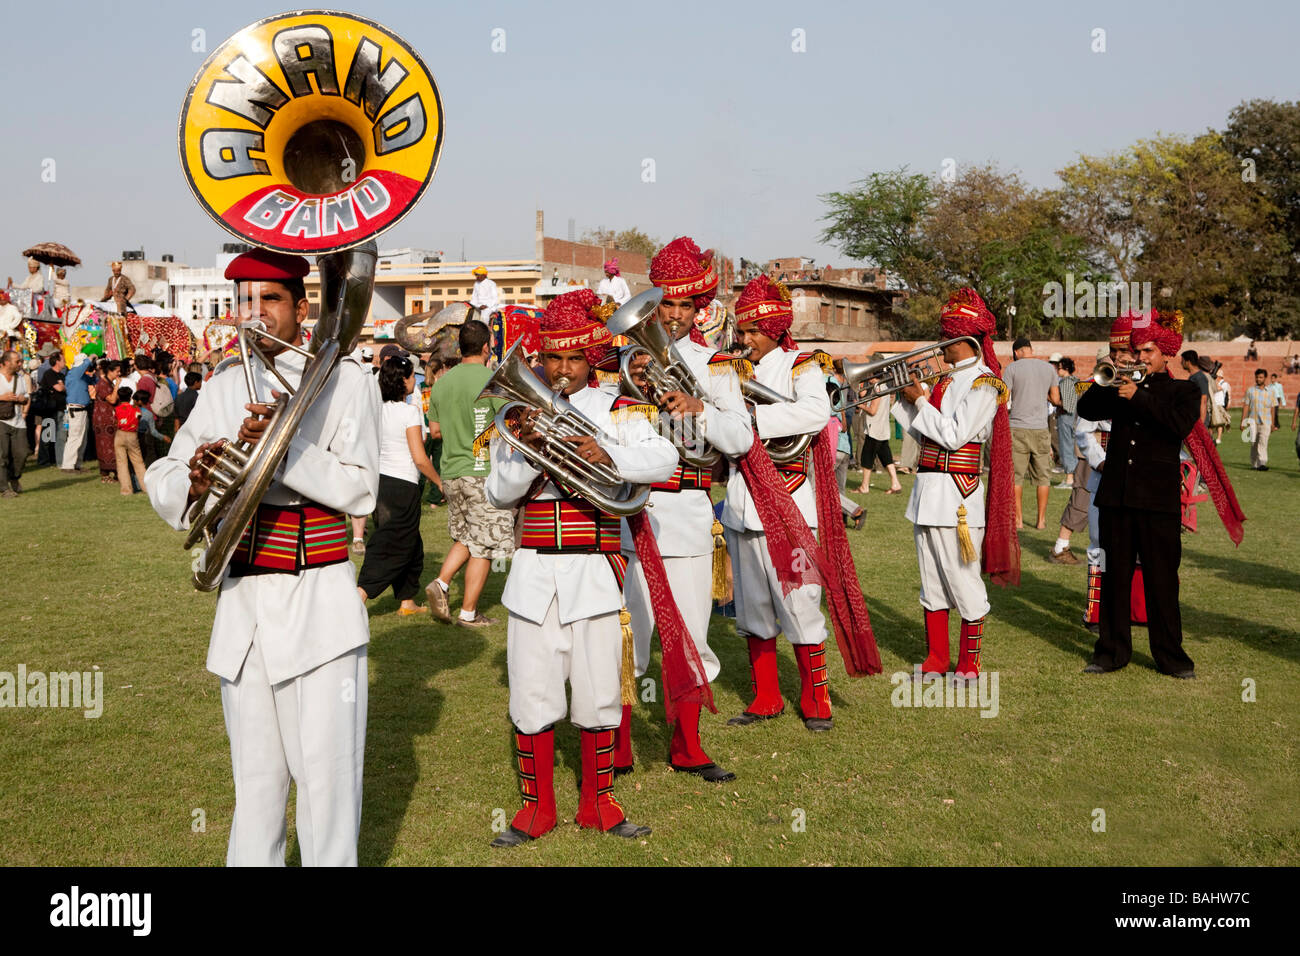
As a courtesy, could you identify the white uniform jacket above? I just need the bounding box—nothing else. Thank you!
[721,348,829,532]
[892,362,998,528]
[470,278,501,315]
[146,350,382,684]
[619,337,754,557]
[486,384,677,626]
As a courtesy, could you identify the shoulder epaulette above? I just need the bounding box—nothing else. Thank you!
[595,368,621,387]
[971,374,1009,405]
[1075,380,1092,397]
[791,352,820,376]
[472,421,498,456]
[811,349,836,375]
[708,352,754,381]
[610,395,659,425]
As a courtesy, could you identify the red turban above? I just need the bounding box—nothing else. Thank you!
[650,237,717,346]
[1109,312,1135,350]
[539,288,614,383]
[1129,308,1183,356]
[938,287,1018,586]
[735,276,796,351]
[224,249,310,282]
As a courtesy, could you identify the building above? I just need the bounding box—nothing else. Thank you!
[727,274,903,344]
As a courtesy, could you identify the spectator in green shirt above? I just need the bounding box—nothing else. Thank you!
[424,320,515,627]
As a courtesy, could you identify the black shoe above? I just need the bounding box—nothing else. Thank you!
[803,717,834,732]
[489,826,535,848]
[727,709,783,726]
[1081,663,1108,674]
[613,764,634,778]
[670,761,736,783]
[1169,670,1196,680]
[606,820,651,839]
[1085,622,1100,635]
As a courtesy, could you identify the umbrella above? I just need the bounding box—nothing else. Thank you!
[22,242,81,267]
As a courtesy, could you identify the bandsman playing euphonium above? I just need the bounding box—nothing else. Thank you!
[891,288,1019,680]
[484,289,678,847]
[612,237,754,782]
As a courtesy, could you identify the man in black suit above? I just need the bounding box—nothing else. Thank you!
[1076,310,1200,678]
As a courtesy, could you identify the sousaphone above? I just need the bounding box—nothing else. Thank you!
[177,10,443,590]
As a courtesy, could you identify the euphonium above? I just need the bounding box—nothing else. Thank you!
[1093,359,1146,387]
[837,337,982,408]
[178,10,443,591]
[478,341,651,517]
[606,288,719,469]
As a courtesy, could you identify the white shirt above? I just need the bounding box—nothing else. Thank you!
[596,275,631,306]
[1213,381,1229,406]
[617,336,755,557]
[486,384,677,626]
[469,278,500,315]
[120,372,140,394]
[378,400,423,484]
[0,370,28,427]
[892,363,998,528]
[145,350,382,684]
[17,271,44,293]
[0,303,22,337]
[721,348,831,532]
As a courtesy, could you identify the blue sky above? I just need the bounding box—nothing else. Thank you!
[2,0,1296,280]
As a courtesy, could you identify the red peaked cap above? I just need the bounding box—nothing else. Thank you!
[539,288,613,383]
[735,275,796,350]
[224,249,310,282]
[1129,308,1184,356]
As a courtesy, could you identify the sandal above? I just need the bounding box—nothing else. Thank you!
[849,508,866,531]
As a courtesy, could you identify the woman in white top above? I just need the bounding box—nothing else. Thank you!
[356,354,443,614]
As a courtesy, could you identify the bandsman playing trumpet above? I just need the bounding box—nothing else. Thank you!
[612,237,754,782]
[484,289,678,846]
[892,288,1019,680]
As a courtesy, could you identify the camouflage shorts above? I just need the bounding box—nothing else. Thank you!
[445,476,515,560]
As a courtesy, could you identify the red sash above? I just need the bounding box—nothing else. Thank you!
[228,504,350,577]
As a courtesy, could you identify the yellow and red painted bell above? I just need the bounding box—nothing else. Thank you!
[179,10,443,254]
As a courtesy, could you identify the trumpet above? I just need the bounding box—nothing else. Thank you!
[607,288,718,469]
[836,337,982,408]
[1093,359,1146,387]
[479,340,651,517]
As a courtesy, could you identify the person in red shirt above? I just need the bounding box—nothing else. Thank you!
[113,386,147,495]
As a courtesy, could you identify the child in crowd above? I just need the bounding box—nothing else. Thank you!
[113,387,149,496]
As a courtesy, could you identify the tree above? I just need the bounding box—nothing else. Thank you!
[819,168,937,296]
[579,226,659,261]
[1222,99,1300,337]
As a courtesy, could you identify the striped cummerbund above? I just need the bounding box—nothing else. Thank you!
[520,499,622,554]
[651,462,713,492]
[228,503,350,577]
[918,440,982,475]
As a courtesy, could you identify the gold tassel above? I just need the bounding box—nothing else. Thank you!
[610,401,658,425]
[620,607,635,706]
[711,518,729,601]
[471,422,498,456]
[956,504,978,564]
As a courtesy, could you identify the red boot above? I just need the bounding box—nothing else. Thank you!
[921,608,950,674]
[794,643,833,731]
[727,635,784,725]
[576,728,650,838]
[490,726,556,847]
[613,703,634,776]
[955,617,985,678]
[1085,565,1102,626]
[1130,566,1148,625]
[669,701,735,781]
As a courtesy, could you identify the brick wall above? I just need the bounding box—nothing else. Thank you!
[540,238,647,275]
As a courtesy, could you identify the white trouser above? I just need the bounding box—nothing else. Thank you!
[624,552,721,682]
[914,524,990,621]
[508,598,623,734]
[220,636,367,867]
[65,407,91,469]
[725,526,827,646]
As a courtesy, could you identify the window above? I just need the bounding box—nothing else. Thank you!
[502,287,514,294]
[411,299,424,314]
[445,288,459,295]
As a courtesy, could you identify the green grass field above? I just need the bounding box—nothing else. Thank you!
[1,415,1297,866]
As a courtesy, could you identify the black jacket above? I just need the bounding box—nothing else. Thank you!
[1076,371,1199,513]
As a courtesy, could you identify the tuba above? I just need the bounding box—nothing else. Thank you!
[177,10,443,591]
[837,337,982,408]
[606,288,719,469]
[478,340,651,517]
